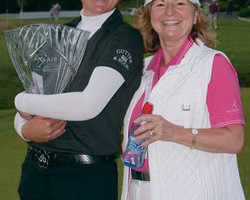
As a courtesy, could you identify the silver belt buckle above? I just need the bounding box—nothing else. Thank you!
[37,148,50,169]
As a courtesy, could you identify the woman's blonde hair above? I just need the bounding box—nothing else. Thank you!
[134,3,218,53]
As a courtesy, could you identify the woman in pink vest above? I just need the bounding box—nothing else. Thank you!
[121,0,245,199]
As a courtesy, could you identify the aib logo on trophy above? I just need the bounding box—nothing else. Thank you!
[34,52,58,69]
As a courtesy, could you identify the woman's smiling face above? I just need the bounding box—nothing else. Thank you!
[150,0,198,44]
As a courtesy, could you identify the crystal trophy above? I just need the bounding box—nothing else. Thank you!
[4,24,89,94]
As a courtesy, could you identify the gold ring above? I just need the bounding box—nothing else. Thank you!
[150,130,155,137]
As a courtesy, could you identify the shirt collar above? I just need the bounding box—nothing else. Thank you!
[147,37,194,72]
[76,8,115,37]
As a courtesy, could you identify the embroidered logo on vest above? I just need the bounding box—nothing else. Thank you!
[113,49,133,70]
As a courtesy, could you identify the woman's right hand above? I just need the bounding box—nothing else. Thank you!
[22,116,66,142]
[134,114,177,146]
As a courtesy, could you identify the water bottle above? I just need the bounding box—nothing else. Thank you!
[122,102,153,168]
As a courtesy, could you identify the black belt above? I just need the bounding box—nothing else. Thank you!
[131,169,150,181]
[27,145,118,169]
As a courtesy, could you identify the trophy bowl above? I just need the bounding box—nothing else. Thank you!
[4,24,89,94]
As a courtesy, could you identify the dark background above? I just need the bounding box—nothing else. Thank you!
[0,0,249,14]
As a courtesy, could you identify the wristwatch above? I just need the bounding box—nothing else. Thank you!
[190,128,199,149]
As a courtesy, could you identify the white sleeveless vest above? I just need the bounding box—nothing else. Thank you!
[121,40,245,200]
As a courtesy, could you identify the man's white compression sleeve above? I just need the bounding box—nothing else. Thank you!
[14,112,30,141]
[15,67,125,121]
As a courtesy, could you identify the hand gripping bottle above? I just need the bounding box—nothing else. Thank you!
[122,102,153,168]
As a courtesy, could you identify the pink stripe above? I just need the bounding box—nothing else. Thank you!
[212,120,245,128]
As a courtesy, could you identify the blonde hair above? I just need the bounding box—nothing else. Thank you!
[134,4,218,53]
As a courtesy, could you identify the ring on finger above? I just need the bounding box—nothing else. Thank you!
[150,130,155,137]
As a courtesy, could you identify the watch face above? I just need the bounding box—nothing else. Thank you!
[192,128,198,135]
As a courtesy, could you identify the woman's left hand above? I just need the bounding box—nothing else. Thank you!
[134,114,178,146]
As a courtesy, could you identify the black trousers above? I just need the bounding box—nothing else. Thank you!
[18,156,118,200]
